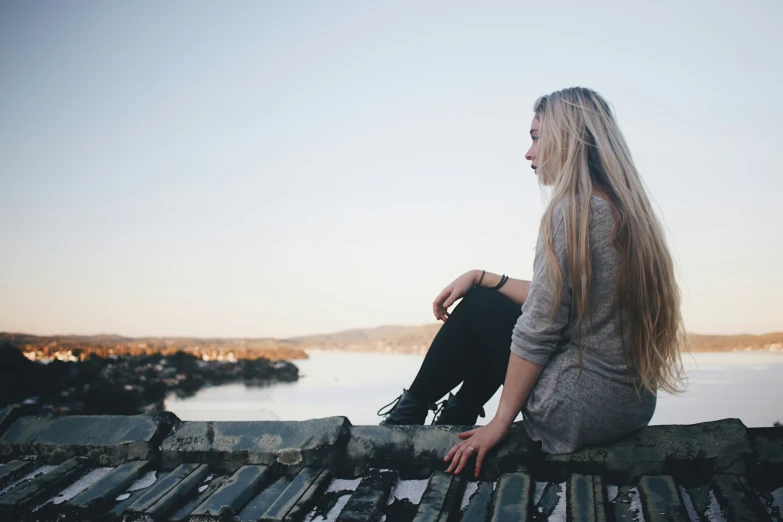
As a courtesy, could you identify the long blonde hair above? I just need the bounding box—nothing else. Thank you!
[534,87,686,394]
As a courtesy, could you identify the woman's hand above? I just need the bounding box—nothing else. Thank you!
[432,270,479,322]
[443,419,510,478]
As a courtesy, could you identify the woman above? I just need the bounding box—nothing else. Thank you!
[376,87,687,478]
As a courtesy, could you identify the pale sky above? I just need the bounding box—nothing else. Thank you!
[1,1,782,338]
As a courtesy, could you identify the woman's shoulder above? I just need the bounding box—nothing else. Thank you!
[548,194,613,231]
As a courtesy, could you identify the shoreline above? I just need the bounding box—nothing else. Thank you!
[0,343,300,418]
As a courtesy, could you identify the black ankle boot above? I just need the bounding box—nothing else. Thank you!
[432,393,486,426]
[378,389,435,426]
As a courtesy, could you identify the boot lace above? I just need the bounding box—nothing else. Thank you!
[377,395,401,417]
[432,398,448,422]
[432,396,486,424]
[377,394,438,418]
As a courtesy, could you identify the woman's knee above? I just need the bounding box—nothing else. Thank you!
[460,285,512,309]
[450,286,517,321]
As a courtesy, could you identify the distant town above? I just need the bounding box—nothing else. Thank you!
[2,325,782,365]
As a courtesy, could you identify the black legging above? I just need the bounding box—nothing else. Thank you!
[408,286,523,409]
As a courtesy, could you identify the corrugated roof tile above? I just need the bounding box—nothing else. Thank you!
[189,464,270,521]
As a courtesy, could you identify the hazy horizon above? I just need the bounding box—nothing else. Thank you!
[2,1,782,338]
[3,323,783,341]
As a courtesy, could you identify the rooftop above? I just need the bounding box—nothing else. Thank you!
[0,406,780,521]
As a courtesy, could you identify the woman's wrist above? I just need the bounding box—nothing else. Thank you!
[489,415,513,433]
[472,270,506,289]
[493,407,518,427]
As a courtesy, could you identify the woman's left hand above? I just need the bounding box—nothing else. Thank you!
[444,419,510,478]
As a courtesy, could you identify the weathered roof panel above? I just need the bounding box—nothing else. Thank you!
[0,413,176,465]
[161,417,351,474]
[0,413,780,521]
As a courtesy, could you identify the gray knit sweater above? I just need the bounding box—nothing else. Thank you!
[510,195,656,454]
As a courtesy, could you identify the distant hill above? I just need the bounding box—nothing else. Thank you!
[687,332,783,352]
[287,325,783,355]
[286,324,442,354]
[2,326,781,359]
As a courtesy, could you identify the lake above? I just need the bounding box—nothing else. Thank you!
[165,351,783,427]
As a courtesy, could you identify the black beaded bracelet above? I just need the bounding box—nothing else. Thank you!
[476,270,486,287]
[493,274,509,290]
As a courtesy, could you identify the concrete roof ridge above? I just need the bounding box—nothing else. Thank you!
[0,413,178,466]
[160,416,352,475]
[1,415,782,521]
[1,414,779,484]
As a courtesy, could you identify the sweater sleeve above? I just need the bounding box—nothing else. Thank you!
[510,207,572,366]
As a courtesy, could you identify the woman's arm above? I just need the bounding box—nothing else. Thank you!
[494,353,544,426]
[470,269,530,306]
[434,270,530,322]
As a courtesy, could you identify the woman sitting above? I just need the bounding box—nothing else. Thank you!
[377,86,687,478]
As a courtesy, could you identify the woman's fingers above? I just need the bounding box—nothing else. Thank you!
[445,432,476,461]
[446,450,458,473]
[453,445,473,475]
[474,447,487,478]
[445,419,505,476]
[434,306,447,322]
[445,440,479,475]
[433,286,458,321]
[433,299,448,321]
[445,289,464,309]
[444,441,464,462]
[433,287,450,307]
[445,446,461,472]
[444,445,456,462]
[432,300,442,321]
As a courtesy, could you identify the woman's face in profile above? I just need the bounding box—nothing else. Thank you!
[525,115,540,175]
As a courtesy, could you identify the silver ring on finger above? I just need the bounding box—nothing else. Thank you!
[468,446,475,453]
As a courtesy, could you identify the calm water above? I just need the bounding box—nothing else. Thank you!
[165,351,783,427]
